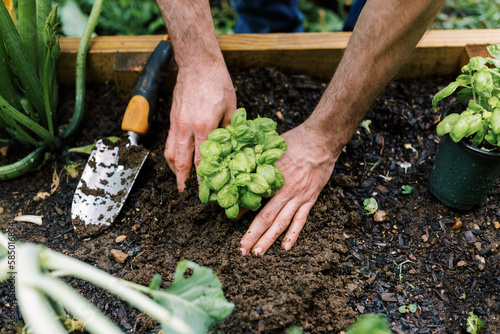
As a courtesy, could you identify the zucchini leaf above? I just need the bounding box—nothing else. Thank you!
[151,260,234,334]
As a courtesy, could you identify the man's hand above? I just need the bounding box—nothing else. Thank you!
[164,59,236,191]
[239,124,339,255]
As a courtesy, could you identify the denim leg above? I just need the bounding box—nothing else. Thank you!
[343,0,366,31]
[230,0,303,33]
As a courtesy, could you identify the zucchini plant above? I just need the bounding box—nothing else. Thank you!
[0,232,234,334]
[0,0,103,180]
[432,43,500,150]
[197,108,287,219]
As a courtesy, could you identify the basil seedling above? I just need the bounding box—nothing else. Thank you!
[432,43,500,149]
[196,108,287,219]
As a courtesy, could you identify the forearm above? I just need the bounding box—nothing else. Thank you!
[156,0,223,67]
[304,0,445,156]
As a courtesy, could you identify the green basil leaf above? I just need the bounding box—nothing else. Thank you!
[225,204,239,220]
[469,56,488,72]
[474,70,493,93]
[207,168,230,191]
[199,140,222,159]
[272,167,285,190]
[256,164,275,185]
[247,173,270,194]
[455,74,471,86]
[450,114,470,142]
[228,152,251,172]
[199,181,210,204]
[235,172,252,186]
[263,135,286,151]
[258,148,284,165]
[488,96,499,109]
[208,128,231,143]
[471,121,487,147]
[487,43,500,59]
[468,100,484,112]
[254,116,276,132]
[217,184,239,208]
[209,191,218,202]
[485,129,498,145]
[231,108,247,126]
[465,114,482,137]
[457,87,473,102]
[491,108,500,135]
[240,190,262,211]
[432,81,461,110]
[219,140,232,157]
[197,160,221,177]
[241,147,256,170]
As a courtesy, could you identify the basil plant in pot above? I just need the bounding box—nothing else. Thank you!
[430,43,500,210]
[196,108,287,219]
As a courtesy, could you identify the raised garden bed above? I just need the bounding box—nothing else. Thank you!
[1,31,500,333]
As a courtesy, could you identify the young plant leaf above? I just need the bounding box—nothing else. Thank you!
[363,197,378,215]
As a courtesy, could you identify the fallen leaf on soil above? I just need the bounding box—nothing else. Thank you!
[451,218,463,230]
[110,249,128,263]
[50,166,60,194]
[34,192,51,201]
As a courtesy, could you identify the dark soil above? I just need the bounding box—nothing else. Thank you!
[1,67,499,334]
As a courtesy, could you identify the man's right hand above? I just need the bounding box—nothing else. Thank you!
[164,58,237,191]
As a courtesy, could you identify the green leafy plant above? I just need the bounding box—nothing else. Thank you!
[401,185,414,194]
[196,108,287,219]
[398,303,417,314]
[432,43,500,150]
[345,314,391,334]
[362,197,378,215]
[0,232,234,334]
[0,0,103,180]
[466,307,485,334]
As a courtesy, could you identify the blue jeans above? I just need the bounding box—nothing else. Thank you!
[230,0,366,33]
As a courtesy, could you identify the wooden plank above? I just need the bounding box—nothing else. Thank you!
[57,30,500,94]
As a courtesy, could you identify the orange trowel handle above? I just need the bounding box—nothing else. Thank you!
[121,36,174,135]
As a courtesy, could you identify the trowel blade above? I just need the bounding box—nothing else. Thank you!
[71,139,148,238]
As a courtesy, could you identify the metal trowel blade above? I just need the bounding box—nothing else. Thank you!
[71,139,148,238]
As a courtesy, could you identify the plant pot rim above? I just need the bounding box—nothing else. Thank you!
[441,104,500,159]
[445,134,500,159]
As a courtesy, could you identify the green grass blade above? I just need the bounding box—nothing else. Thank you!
[0,1,45,120]
[19,0,37,69]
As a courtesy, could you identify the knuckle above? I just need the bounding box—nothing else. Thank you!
[174,157,189,172]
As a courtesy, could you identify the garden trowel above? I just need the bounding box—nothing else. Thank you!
[71,36,173,238]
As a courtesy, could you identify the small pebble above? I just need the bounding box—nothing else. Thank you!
[457,260,467,267]
[373,210,387,222]
[473,224,480,230]
[475,255,485,264]
[451,218,462,230]
[474,242,482,251]
[494,221,500,229]
[276,111,284,121]
[478,263,485,271]
[116,235,127,243]
[110,249,128,263]
[0,207,3,214]
[422,235,429,242]
[408,254,417,261]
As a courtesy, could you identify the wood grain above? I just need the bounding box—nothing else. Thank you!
[57,30,500,94]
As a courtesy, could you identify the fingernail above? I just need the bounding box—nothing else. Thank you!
[283,243,291,251]
[239,247,247,256]
[253,247,263,256]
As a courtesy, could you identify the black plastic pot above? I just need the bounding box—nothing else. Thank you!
[429,134,500,210]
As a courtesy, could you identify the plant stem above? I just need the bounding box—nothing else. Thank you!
[36,0,50,77]
[44,249,193,333]
[43,47,54,135]
[0,145,47,181]
[60,0,104,139]
[0,96,59,149]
